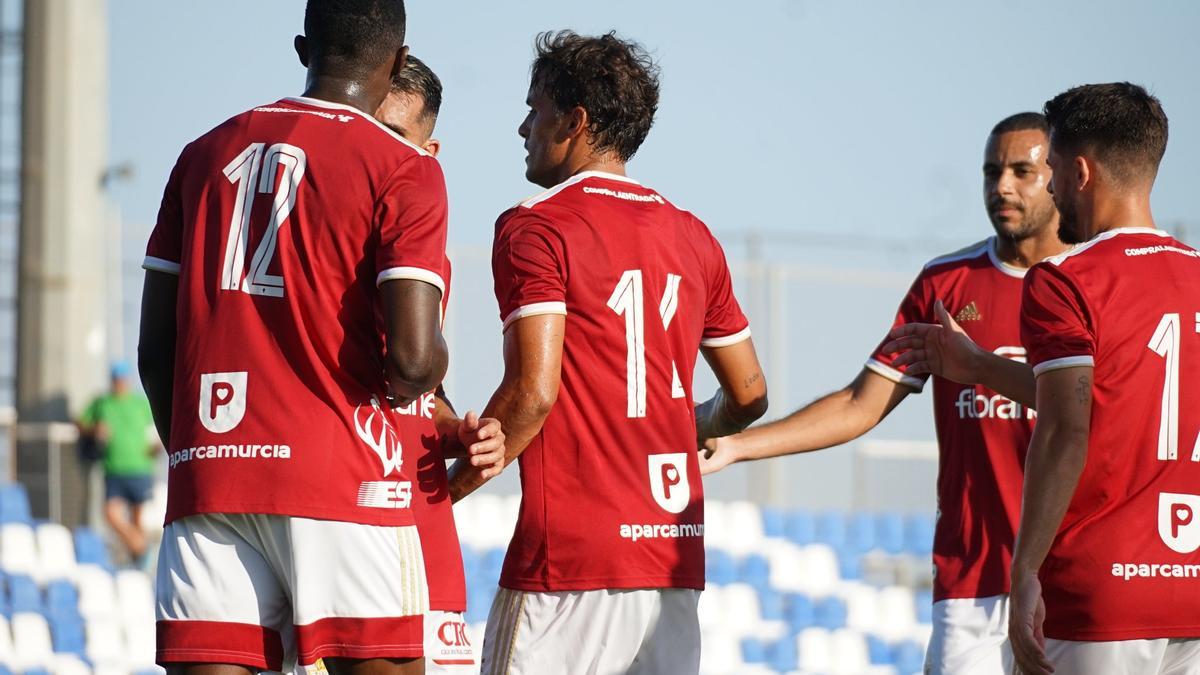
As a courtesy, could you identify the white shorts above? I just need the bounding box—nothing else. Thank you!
[156,513,429,671]
[1041,637,1200,675]
[924,595,1012,675]
[480,587,701,675]
[425,611,477,673]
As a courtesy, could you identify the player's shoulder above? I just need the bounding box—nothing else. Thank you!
[514,170,679,214]
[1042,227,1191,270]
[916,238,997,280]
[271,97,434,159]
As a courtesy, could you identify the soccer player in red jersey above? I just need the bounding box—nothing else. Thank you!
[886,84,1200,674]
[446,31,768,673]
[376,55,507,674]
[137,2,449,673]
[701,113,1070,675]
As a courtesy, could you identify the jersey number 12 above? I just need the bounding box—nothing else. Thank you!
[220,142,308,298]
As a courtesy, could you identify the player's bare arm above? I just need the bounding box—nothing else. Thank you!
[695,338,768,442]
[1009,365,1093,675]
[381,278,449,404]
[883,299,1036,408]
[138,269,179,444]
[432,387,506,471]
[447,313,564,502]
[701,367,907,476]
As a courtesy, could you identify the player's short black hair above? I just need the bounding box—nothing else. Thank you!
[531,30,660,162]
[390,55,442,122]
[990,112,1048,138]
[304,0,406,73]
[1043,82,1168,186]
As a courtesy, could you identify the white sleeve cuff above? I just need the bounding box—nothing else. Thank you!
[700,326,752,348]
[1032,355,1094,376]
[502,301,567,331]
[377,266,446,295]
[865,358,927,391]
[142,256,181,275]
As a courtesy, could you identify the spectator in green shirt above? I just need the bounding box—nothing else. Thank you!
[78,361,160,561]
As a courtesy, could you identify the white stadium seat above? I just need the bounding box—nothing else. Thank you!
[116,569,156,625]
[762,539,808,593]
[796,626,834,673]
[828,628,871,674]
[0,615,13,668]
[11,612,54,670]
[841,581,882,634]
[723,501,766,556]
[85,617,127,666]
[76,564,119,620]
[717,583,761,636]
[696,585,725,630]
[1,522,39,576]
[697,629,743,675]
[876,585,917,641]
[798,544,841,595]
[35,521,78,582]
[52,654,93,675]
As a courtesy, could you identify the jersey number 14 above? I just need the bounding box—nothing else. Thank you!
[608,270,687,418]
[220,142,308,298]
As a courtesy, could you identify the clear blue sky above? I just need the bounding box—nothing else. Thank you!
[106,1,1200,504]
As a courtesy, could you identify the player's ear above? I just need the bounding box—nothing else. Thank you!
[564,106,588,141]
[390,46,410,78]
[294,35,309,68]
[1074,155,1091,192]
[424,138,441,157]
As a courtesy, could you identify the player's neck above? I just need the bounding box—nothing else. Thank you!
[994,227,1069,269]
[551,151,626,186]
[301,75,384,116]
[1086,192,1157,238]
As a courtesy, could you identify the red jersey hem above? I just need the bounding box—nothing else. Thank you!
[499,575,705,592]
[165,502,416,528]
[1046,624,1200,641]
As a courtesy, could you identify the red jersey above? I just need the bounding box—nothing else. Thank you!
[491,171,750,592]
[867,238,1036,601]
[144,96,448,527]
[397,258,465,611]
[1021,228,1200,641]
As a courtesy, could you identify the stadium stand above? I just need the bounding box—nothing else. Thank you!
[0,482,934,675]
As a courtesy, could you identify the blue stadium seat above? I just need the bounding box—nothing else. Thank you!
[866,634,893,665]
[49,615,86,656]
[784,593,814,633]
[705,548,737,586]
[740,638,766,664]
[73,527,112,569]
[877,513,906,554]
[766,637,798,672]
[784,509,815,545]
[838,551,863,580]
[760,507,786,539]
[459,546,479,579]
[815,510,847,549]
[44,579,79,617]
[893,640,926,674]
[905,513,936,555]
[24,669,51,675]
[758,588,785,621]
[465,582,495,625]
[0,665,11,675]
[737,553,771,592]
[8,574,41,614]
[813,596,847,629]
[481,548,506,584]
[0,483,32,523]
[915,589,934,625]
[846,512,878,553]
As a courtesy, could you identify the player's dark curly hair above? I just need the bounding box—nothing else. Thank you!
[531,30,660,162]
[1043,82,1168,186]
[304,0,406,73]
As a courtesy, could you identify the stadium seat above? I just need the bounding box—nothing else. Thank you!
[894,639,926,675]
[800,544,841,593]
[704,548,737,586]
[116,570,156,627]
[829,628,871,674]
[796,626,834,673]
[783,592,814,633]
[756,588,785,622]
[737,553,771,592]
[814,595,848,629]
[724,501,766,555]
[877,585,917,641]
[0,615,13,667]
[7,574,41,614]
[73,528,112,570]
[85,617,125,665]
[739,638,766,664]
[815,510,847,549]
[762,539,806,592]
[49,655,90,675]
[877,512,907,555]
[696,585,724,631]
[0,524,37,577]
[904,513,935,555]
[11,612,53,670]
[866,633,893,665]
[124,620,159,671]
[697,630,742,675]
[760,507,785,539]
[915,589,935,624]
[34,524,76,583]
[75,566,117,621]
[464,583,494,625]
[0,484,31,524]
[846,512,878,554]
[843,582,881,634]
[48,615,85,657]
[784,509,816,546]
[765,635,798,673]
[718,583,761,635]
[839,551,864,580]
[43,579,80,621]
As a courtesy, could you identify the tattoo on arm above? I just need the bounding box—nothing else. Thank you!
[1075,375,1091,404]
[743,372,762,389]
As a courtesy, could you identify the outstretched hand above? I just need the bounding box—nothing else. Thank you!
[1009,571,1054,675]
[698,436,738,476]
[881,299,983,385]
[458,411,506,480]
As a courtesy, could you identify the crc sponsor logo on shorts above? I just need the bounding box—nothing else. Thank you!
[1159,492,1200,553]
[168,443,291,469]
[353,397,412,509]
[431,618,475,666]
[199,371,248,433]
[620,522,704,542]
[648,453,690,514]
[954,347,1035,420]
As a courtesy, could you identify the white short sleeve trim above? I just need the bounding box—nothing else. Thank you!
[143,256,181,275]
[502,301,567,331]
[865,358,927,391]
[376,266,446,295]
[700,326,752,348]
[1032,355,1094,377]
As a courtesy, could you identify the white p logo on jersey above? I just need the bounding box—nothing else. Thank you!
[198,372,247,433]
[1159,492,1200,553]
[649,453,690,514]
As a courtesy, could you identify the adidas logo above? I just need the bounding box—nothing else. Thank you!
[955,302,982,322]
